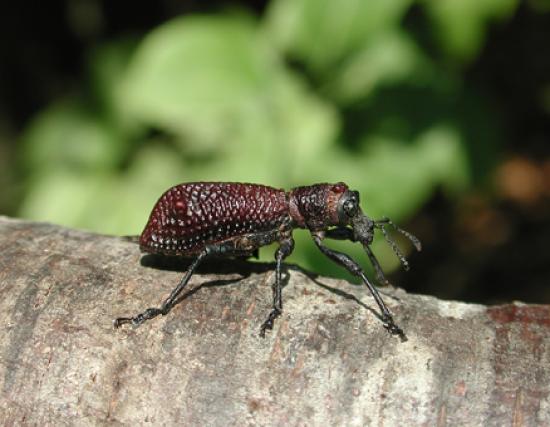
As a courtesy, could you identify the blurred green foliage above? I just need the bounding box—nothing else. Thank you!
[18,0,518,280]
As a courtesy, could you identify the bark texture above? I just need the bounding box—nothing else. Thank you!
[0,216,549,426]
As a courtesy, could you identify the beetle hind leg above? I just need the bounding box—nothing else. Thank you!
[114,249,209,328]
[114,239,252,329]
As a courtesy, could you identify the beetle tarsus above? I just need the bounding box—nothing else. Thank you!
[114,307,167,328]
[383,319,407,341]
[259,308,281,338]
[113,317,130,328]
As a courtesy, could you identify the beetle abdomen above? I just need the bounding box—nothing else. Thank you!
[140,182,289,255]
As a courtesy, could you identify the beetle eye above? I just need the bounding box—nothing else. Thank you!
[343,198,358,217]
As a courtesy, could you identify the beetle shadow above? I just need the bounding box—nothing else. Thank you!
[293,268,378,316]
[140,253,273,276]
[297,267,407,342]
[139,254,289,309]
[141,254,399,309]
[300,267,402,301]
[173,268,294,312]
[138,254,404,340]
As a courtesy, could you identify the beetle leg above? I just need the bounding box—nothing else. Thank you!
[260,235,295,337]
[311,232,405,339]
[325,227,390,286]
[114,248,210,328]
[362,244,391,286]
[324,226,355,241]
[114,238,263,328]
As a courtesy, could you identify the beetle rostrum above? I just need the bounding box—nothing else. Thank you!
[114,182,421,338]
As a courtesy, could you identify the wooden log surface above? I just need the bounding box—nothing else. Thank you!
[0,216,549,426]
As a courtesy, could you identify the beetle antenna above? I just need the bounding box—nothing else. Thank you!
[379,225,410,270]
[374,217,422,271]
[376,217,422,251]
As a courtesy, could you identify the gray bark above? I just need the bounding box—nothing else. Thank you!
[0,216,548,426]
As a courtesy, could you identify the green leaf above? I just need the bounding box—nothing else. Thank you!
[88,37,139,135]
[119,14,339,185]
[18,144,187,234]
[120,15,281,154]
[323,30,428,104]
[21,100,123,173]
[19,170,111,229]
[424,0,519,63]
[356,124,469,219]
[265,0,413,73]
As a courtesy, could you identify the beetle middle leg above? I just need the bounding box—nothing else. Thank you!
[260,235,295,337]
[311,231,405,338]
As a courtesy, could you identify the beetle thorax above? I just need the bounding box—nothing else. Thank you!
[288,183,348,230]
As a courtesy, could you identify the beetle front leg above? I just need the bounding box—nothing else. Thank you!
[260,236,295,337]
[312,232,405,339]
[325,227,391,286]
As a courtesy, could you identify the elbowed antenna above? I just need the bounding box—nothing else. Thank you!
[349,210,420,286]
[373,216,422,271]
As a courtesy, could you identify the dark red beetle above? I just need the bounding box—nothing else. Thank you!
[115,182,421,338]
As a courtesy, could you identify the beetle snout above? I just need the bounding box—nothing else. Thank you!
[351,213,375,245]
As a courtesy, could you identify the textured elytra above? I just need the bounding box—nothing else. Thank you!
[140,182,289,255]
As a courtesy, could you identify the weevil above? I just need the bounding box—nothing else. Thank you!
[114,182,421,338]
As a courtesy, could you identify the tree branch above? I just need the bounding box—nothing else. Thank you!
[0,216,548,425]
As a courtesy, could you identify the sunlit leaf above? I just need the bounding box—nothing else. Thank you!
[323,30,428,104]
[120,15,281,154]
[424,0,519,63]
[21,100,123,172]
[88,37,139,136]
[120,14,339,186]
[265,0,413,73]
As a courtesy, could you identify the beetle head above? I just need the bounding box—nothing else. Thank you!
[337,190,375,244]
[338,190,422,275]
